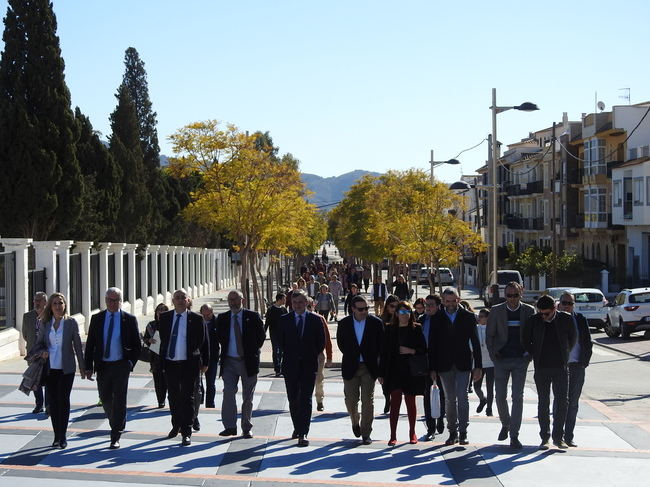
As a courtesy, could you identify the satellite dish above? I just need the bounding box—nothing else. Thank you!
[597,101,605,111]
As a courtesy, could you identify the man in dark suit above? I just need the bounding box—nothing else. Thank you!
[419,293,446,440]
[280,289,325,446]
[158,288,209,446]
[522,294,577,450]
[84,287,141,449]
[429,288,482,446]
[201,303,220,409]
[557,291,593,447]
[216,290,265,438]
[336,295,383,445]
[22,291,48,414]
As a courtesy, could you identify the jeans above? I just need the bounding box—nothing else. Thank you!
[534,366,568,441]
[564,363,585,441]
[439,367,471,435]
[494,357,529,438]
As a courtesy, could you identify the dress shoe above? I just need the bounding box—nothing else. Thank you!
[109,441,120,449]
[297,436,309,447]
[383,400,390,415]
[553,439,569,449]
[219,428,237,437]
[205,403,215,408]
[476,399,487,413]
[32,406,43,414]
[510,437,523,449]
[242,431,253,439]
[459,433,469,445]
[181,436,191,446]
[424,431,434,441]
[192,418,201,431]
[497,426,509,441]
[352,424,361,438]
[275,372,282,378]
[167,427,180,439]
[51,440,60,448]
[388,438,397,446]
[59,440,67,449]
[158,403,166,408]
[539,439,550,450]
[436,417,445,434]
[362,436,372,445]
[316,402,324,411]
[445,434,458,446]
[291,430,299,439]
[565,439,578,447]
[485,408,493,417]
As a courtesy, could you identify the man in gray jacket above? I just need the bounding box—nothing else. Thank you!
[22,292,48,414]
[486,282,535,449]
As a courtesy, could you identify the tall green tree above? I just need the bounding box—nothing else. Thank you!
[122,47,166,239]
[109,83,152,243]
[0,0,82,239]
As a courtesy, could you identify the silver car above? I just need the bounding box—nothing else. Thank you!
[605,288,650,339]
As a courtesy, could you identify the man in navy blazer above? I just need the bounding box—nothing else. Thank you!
[336,295,383,445]
[216,290,265,438]
[279,289,325,446]
[84,287,141,449]
[158,289,209,446]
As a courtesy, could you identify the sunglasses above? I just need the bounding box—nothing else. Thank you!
[560,301,574,306]
[506,293,520,298]
[398,309,411,315]
[540,310,554,317]
[355,306,369,312]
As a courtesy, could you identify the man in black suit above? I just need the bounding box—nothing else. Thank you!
[84,287,141,449]
[429,288,482,446]
[336,295,383,445]
[557,291,593,447]
[158,289,209,446]
[216,290,265,438]
[280,289,325,446]
[522,294,577,450]
[419,293,446,440]
[201,303,220,409]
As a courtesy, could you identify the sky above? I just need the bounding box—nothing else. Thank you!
[1,0,649,182]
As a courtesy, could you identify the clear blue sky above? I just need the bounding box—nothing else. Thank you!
[1,0,648,181]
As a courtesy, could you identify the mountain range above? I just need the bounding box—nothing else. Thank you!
[301,170,382,209]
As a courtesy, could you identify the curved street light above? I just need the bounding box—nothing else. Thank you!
[429,149,460,183]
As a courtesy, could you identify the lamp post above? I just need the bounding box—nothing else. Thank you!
[489,88,538,285]
[429,149,460,183]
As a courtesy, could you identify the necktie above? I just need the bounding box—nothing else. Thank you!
[169,314,181,359]
[104,313,114,359]
[297,315,304,338]
[233,314,244,356]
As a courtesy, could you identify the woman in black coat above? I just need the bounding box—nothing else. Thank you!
[379,301,427,446]
[142,303,169,408]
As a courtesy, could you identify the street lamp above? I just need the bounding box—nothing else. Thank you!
[429,149,460,183]
[489,88,538,285]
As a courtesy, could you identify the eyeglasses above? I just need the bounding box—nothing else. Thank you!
[355,306,369,312]
[560,301,574,306]
[540,310,554,317]
[506,293,520,298]
[398,309,411,315]
[106,297,121,303]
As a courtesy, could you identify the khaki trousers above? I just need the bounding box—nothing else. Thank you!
[343,363,376,437]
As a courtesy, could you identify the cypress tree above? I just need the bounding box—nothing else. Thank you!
[109,83,152,243]
[0,0,82,239]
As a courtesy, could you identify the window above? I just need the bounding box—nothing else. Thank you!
[646,177,650,206]
[634,177,644,205]
[584,139,607,175]
[585,187,607,222]
[624,177,633,219]
[613,180,622,207]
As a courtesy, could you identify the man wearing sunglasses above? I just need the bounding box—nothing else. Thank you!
[557,291,592,447]
[336,295,384,445]
[522,294,576,450]
[486,281,535,449]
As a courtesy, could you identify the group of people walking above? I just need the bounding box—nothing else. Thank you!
[21,274,592,451]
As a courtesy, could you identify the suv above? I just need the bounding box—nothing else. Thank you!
[605,288,650,338]
[483,270,524,307]
[571,288,608,330]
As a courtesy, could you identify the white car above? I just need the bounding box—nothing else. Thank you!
[484,270,524,307]
[570,288,608,329]
[543,287,578,301]
[605,288,650,339]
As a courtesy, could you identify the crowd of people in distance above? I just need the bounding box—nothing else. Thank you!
[20,256,592,452]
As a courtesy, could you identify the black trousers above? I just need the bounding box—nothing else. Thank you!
[204,360,219,407]
[269,332,283,374]
[534,366,568,442]
[423,374,446,432]
[46,369,74,442]
[97,359,131,437]
[150,353,167,406]
[284,373,317,436]
[164,359,200,436]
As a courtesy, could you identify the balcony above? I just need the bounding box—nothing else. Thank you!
[506,184,522,196]
[532,218,545,230]
[526,181,544,194]
[505,215,524,229]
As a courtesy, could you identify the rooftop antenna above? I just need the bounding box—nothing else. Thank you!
[619,87,631,105]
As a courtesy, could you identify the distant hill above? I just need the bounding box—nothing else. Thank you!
[301,170,382,209]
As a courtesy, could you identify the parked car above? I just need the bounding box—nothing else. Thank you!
[571,288,608,330]
[543,287,578,301]
[483,270,524,307]
[417,267,454,287]
[605,288,650,338]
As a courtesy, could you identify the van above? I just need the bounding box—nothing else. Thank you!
[483,270,524,307]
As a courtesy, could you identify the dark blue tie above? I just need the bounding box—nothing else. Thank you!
[169,314,181,359]
[104,313,114,359]
[297,315,304,338]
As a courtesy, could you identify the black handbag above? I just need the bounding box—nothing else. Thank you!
[139,346,152,363]
[408,353,429,376]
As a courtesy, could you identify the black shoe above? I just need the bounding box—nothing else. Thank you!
[297,435,309,447]
[167,427,180,439]
[553,439,568,449]
[497,426,509,441]
[275,372,282,377]
[158,403,166,408]
[445,434,458,446]
[32,406,43,414]
[436,417,445,434]
[45,407,50,417]
[352,424,361,438]
[205,403,215,408]
[362,436,372,445]
[242,431,253,439]
[539,439,550,451]
[510,437,523,449]
[291,430,299,439]
[317,402,324,411]
[59,440,67,449]
[476,399,487,413]
[459,433,469,445]
[565,439,578,447]
[219,428,237,437]
[424,431,434,441]
[485,408,493,417]
[192,418,201,431]
[51,440,60,448]
[109,441,120,449]
[383,400,390,415]
[181,436,191,446]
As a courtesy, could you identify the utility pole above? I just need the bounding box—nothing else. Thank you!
[551,122,557,286]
